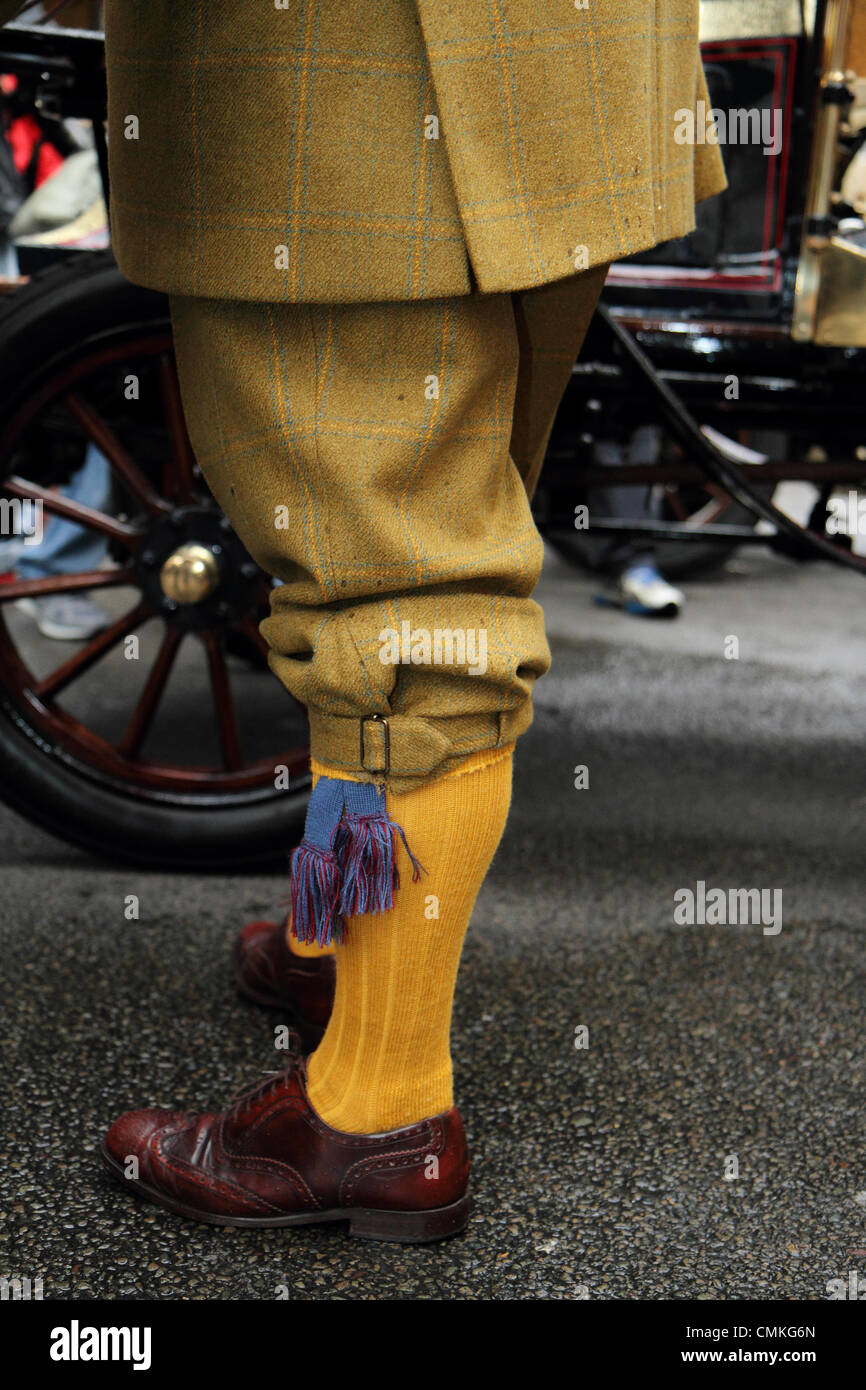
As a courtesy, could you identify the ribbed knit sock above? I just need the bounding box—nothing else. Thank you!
[304,745,514,1134]
[286,933,335,960]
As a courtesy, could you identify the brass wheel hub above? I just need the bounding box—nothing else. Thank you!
[159,541,220,605]
[138,505,261,629]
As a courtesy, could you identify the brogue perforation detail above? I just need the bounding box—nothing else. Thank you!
[155,1132,282,1214]
[214,1116,321,1210]
[339,1119,444,1203]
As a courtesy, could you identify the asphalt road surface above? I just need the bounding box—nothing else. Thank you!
[1,545,864,1301]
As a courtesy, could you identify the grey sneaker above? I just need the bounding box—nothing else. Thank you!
[17,594,109,641]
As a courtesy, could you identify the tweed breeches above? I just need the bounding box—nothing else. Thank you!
[169,265,607,792]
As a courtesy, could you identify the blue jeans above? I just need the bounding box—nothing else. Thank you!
[17,443,112,581]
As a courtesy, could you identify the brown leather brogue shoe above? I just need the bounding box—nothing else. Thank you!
[102,1053,470,1243]
[234,919,335,1050]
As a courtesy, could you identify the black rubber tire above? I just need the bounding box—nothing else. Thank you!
[0,251,309,870]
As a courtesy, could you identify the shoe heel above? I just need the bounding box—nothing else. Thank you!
[348,1195,471,1244]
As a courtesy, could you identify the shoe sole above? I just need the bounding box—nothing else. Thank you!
[593,594,680,618]
[101,1144,470,1243]
[623,599,680,618]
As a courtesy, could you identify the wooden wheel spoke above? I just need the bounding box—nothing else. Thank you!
[63,392,169,517]
[118,625,183,760]
[3,475,143,550]
[664,484,734,530]
[0,331,312,802]
[0,567,134,603]
[202,630,243,772]
[685,491,735,529]
[157,355,198,504]
[36,600,151,702]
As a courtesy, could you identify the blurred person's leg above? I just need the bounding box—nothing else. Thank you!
[16,441,113,639]
[591,425,684,617]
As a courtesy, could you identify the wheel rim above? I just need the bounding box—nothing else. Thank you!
[0,328,309,802]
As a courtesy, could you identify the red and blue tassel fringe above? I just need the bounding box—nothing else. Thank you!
[290,776,425,947]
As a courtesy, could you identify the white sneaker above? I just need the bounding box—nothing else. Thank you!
[617,564,684,617]
[594,563,684,618]
[17,594,109,641]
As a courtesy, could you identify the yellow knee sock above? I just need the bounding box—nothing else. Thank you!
[286,933,335,960]
[305,745,513,1134]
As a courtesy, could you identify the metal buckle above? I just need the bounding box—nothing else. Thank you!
[359,713,390,775]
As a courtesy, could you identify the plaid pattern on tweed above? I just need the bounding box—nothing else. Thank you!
[169,266,608,788]
[91,0,723,302]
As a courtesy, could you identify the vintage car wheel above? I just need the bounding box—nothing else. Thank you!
[0,252,310,869]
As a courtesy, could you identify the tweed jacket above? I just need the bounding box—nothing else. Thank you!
[1,1,726,303]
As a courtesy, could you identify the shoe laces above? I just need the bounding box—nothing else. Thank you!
[227,1032,304,1120]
